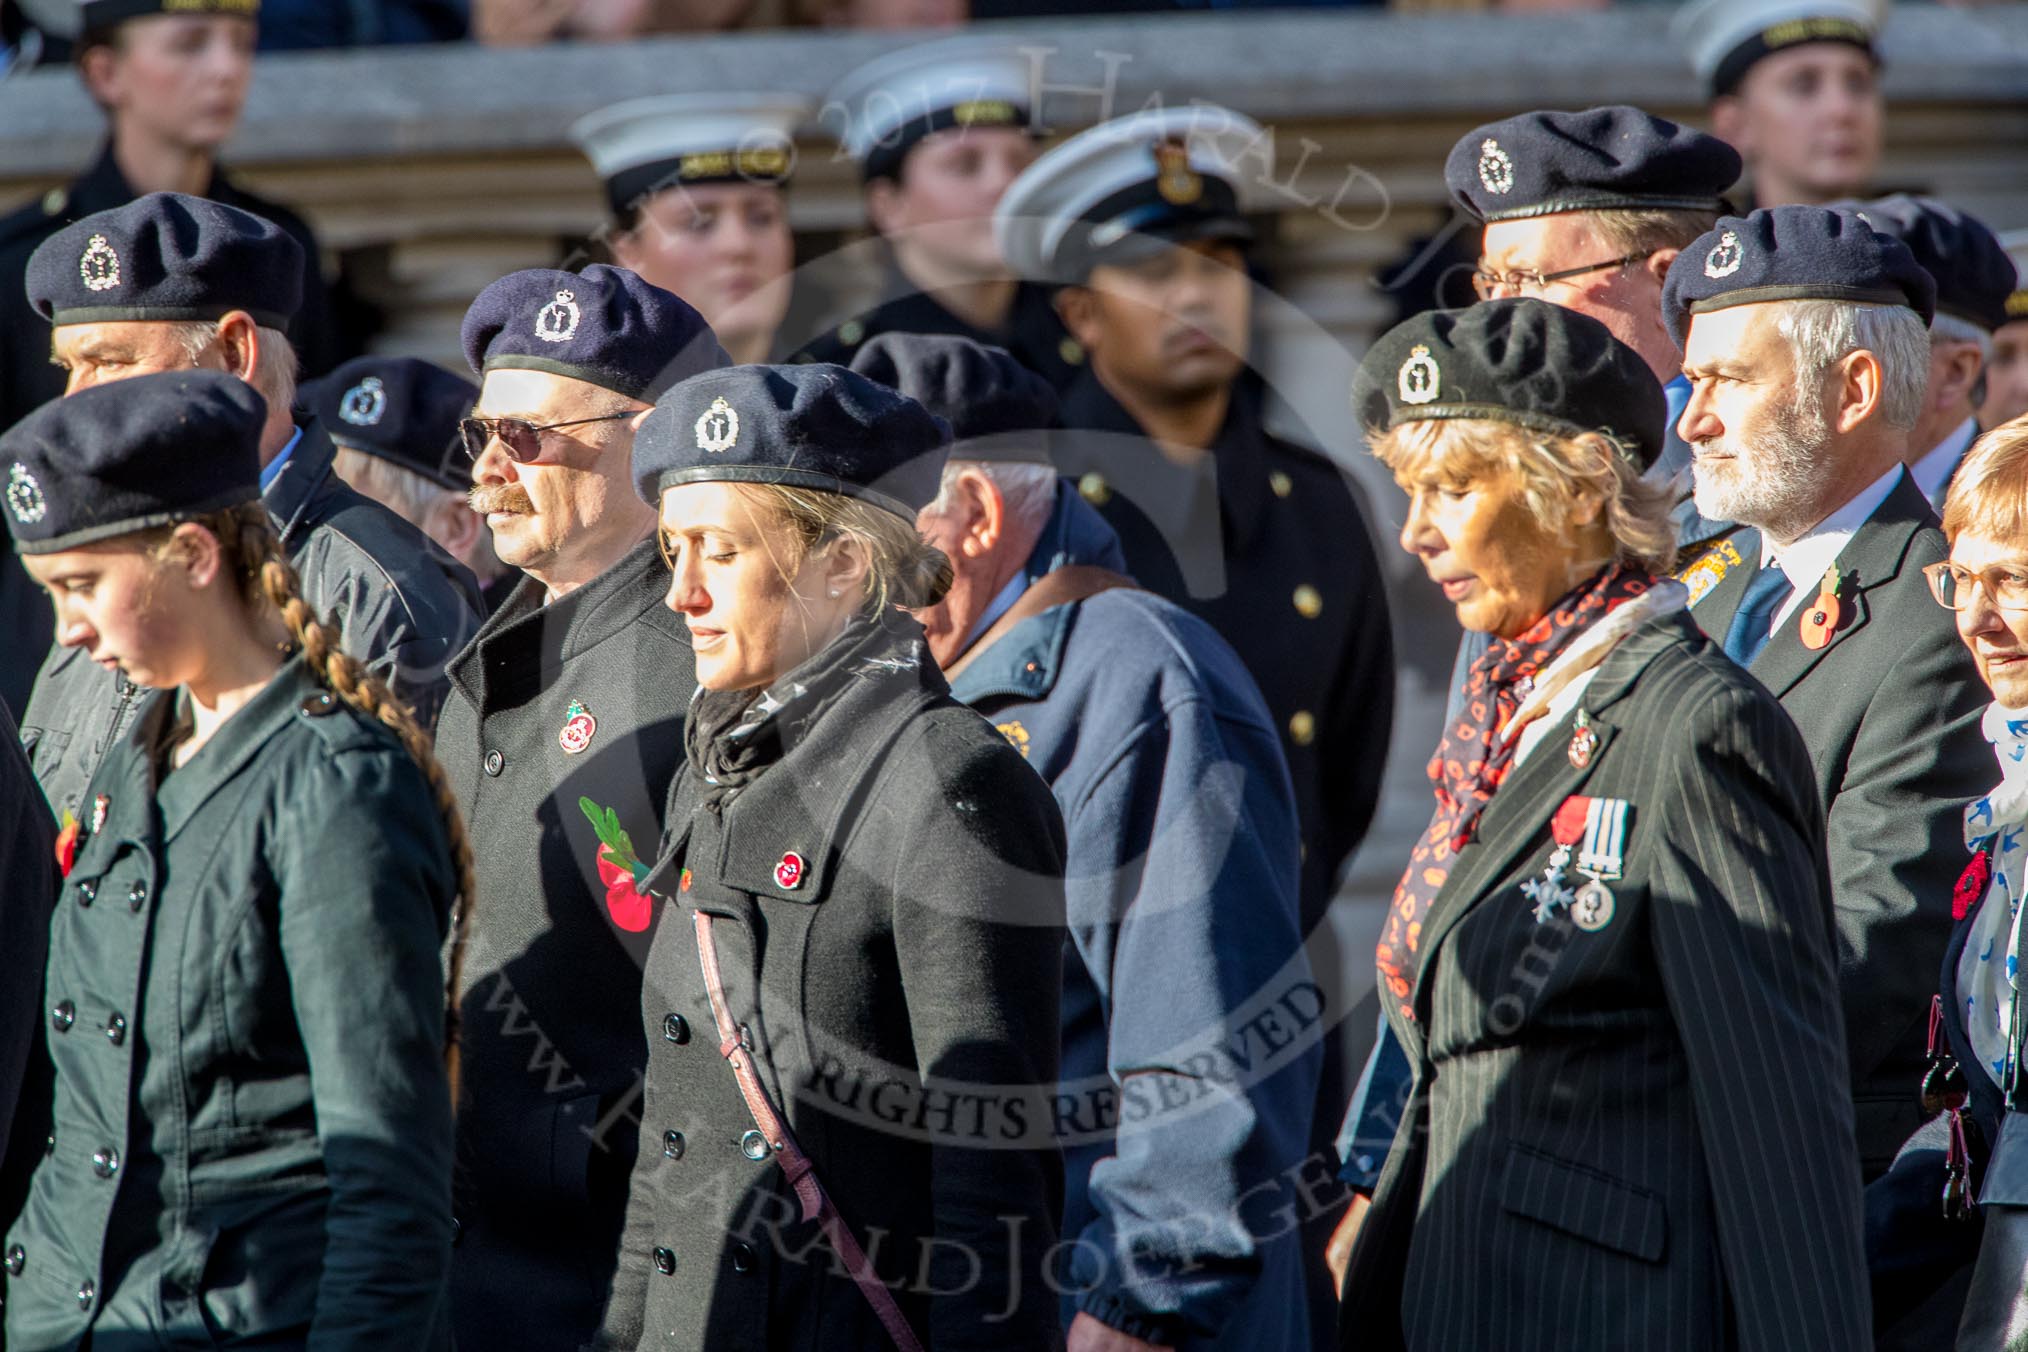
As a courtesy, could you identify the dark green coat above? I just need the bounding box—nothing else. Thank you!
[1,660,457,1350]
[597,641,1069,1351]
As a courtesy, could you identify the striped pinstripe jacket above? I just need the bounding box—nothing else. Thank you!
[1340,609,1870,1352]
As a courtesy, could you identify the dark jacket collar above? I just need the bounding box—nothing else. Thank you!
[73,140,239,218]
[262,416,339,550]
[946,482,1129,706]
[1057,368,1274,551]
[447,535,685,712]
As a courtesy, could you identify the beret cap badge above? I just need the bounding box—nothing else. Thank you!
[1154,140,1204,207]
[78,235,121,293]
[6,465,46,526]
[1477,139,1515,196]
[695,396,740,453]
[338,376,387,428]
[1398,344,1441,406]
[535,289,582,344]
[1704,230,1745,279]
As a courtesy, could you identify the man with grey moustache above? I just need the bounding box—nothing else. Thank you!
[1668,205,1990,1179]
[435,264,726,1352]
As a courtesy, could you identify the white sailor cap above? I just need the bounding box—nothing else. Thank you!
[2003,229,2028,328]
[995,104,1263,284]
[822,36,1036,182]
[1671,0,1888,98]
[571,93,810,218]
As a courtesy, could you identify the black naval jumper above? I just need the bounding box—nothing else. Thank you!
[438,537,697,1352]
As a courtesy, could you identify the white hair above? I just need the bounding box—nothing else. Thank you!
[164,318,299,420]
[1931,311,1995,363]
[1772,300,1930,430]
[930,460,1059,530]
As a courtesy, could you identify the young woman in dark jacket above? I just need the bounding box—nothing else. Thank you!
[0,370,469,1349]
[595,363,1068,1351]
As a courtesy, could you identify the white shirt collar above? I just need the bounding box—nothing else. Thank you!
[1910,417,1980,509]
[1759,464,1906,633]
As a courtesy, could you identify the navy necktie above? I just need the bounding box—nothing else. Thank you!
[1722,561,1795,666]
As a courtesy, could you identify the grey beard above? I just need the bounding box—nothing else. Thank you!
[1691,392,1830,544]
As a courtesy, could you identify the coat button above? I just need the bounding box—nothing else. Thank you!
[739,1130,770,1161]
[127,881,147,911]
[1269,470,1294,498]
[662,1130,685,1160]
[76,1278,94,1309]
[1289,710,1316,746]
[92,1146,120,1179]
[662,1013,689,1044]
[1077,472,1112,508]
[76,881,94,907]
[450,1217,463,1246]
[4,1244,22,1275]
[483,749,504,777]
[1293,584,1323,619]
[105,1012,127,1046]
[731,1242,756,1274]
[652,1246,677,1275]
[51,1000,74,1031]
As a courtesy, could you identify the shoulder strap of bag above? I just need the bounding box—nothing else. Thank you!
[693,912,927,1352]
[940,565,1139,683]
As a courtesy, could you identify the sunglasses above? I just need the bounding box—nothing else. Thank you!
[459,411,635,464]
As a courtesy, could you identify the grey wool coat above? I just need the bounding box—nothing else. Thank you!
[596,629,1070,1352]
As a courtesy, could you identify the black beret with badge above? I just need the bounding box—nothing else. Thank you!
[570,93,810,219]
[460,263,729,402]
[996,105,1262,285]
[2,369,265,554]
[1835,195,2018,334]
[1446,106,1741,224]
[824,36,1037,184]
[302,356,478,492]
[1672,0,1887,99]
[846,333,1056,463]
[1354,297,1667,471]
[633,363,951,519]
[1662,204,1937,348]
[26,191,303,330]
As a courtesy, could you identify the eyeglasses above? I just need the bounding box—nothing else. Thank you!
[1470,251,1656,301]
[1923,560,2028,613]
[458,411,635,464]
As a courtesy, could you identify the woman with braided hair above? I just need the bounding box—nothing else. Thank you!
[0,371,463,1350]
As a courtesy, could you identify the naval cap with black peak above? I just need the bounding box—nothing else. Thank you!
[26,191,302,331]
[633,363,951,520]
[824,36,1036,183]
[2,369,265,554]
[1671,0,1887,98]
[460,264,729,402]
[1446,106,1741,225]
[1355,298,1667,471]
[1662,204,1936,348]
[571,93,810,218]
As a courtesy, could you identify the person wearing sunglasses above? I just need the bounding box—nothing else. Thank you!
[436,263,729,1352]
[1867,416,2028,1348]
[14,192,482,830]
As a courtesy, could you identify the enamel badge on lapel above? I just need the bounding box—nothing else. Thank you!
[1799,564,1843,651]
[558,699,597,755]
[1567,708,1598,770]
[774,851,805,891]
[88,794,110,838]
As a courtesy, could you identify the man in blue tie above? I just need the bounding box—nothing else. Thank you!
[1670,204,1990,1179]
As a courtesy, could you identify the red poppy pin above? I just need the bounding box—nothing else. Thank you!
[1955,849,1992,922]
[53,810,80,878]
[558,699,598,756]
[1799,565,1844,651]
[579,796,652,932]
[774,851,805,891]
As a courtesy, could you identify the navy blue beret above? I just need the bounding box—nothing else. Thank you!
[26,192,302,330]
[1837,195,2017,333]
[1662,205,1936,348]
[1355,298,1666,471]
[460,264,728,402]
[1447,107,1741,224]
[634,364,951,519]
[2,369,265,554]
[846,333,1056,463]
[302,356,478,492]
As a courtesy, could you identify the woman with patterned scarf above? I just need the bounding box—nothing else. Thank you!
[590,363,1068,1352]
[1333,299,1868,1352]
